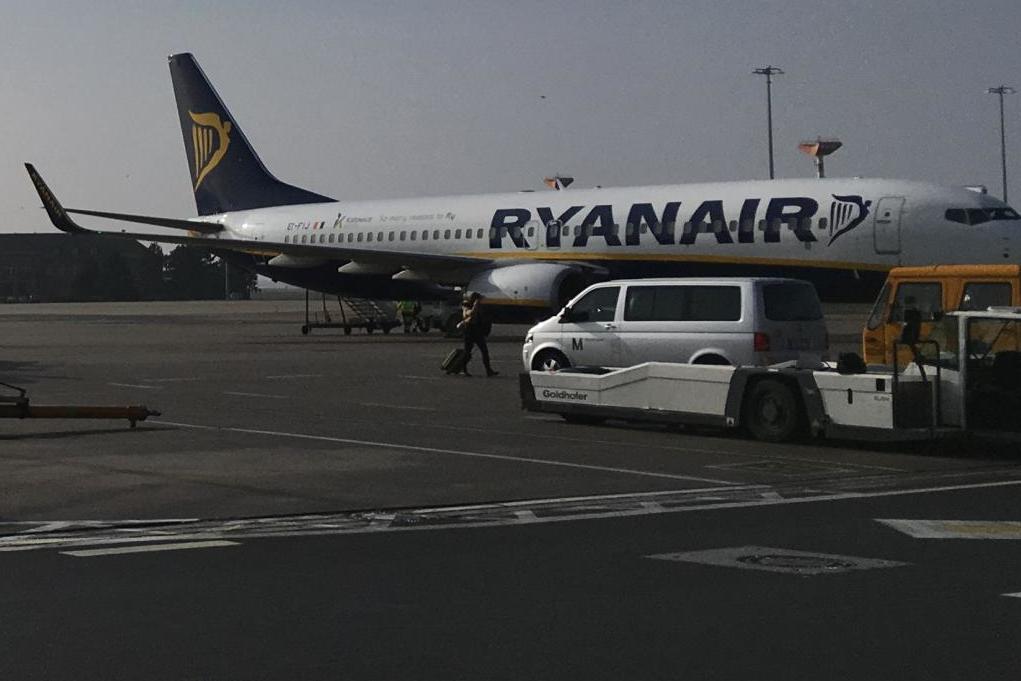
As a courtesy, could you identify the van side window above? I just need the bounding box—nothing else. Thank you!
[890,282,942,322]
[686,287,741,321]
[625,287,657,320]
[624,286,740,321]
[568,286,619,323]
[960,282,1012,311]
[763,282,823,321]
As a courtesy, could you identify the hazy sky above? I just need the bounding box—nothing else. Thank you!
[4,0,1021,234]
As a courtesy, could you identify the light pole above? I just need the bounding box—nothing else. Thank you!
[753,65,784,179]
[987,85,1015,202]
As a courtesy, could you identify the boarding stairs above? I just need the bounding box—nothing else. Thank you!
[301,292,398,335]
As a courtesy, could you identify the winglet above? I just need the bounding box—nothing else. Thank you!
[24,164,90,234]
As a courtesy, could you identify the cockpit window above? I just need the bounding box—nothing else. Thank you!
[946,207,1021,225]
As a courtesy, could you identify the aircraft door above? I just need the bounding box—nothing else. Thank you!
[874,196,905,255]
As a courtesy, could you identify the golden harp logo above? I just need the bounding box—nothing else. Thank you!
[188,111,232,190]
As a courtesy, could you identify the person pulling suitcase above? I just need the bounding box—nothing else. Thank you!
[455,292,498,377]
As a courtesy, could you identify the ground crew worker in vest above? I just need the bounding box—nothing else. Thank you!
[397,299,421,333]
[457,292,498,377]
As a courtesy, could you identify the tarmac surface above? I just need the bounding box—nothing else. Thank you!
[2,298,1020,679]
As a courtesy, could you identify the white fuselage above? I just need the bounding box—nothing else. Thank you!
[204,177,1017,270]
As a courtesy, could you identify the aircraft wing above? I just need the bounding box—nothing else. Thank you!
[26,164,493,269]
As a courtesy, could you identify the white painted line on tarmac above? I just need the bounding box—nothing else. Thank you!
[223,391,288,399]
[108,383,161,390]
[649,546,907,575]
[359,402,438,412]
[1002,592,1021,598]
[419,422,905,472]
[265,374,321,380]
[3,533,211,552]
[142,377,203,383]
[61,540,239,558]
[8,479,1021,554]
[150,419,738,485]
[425,484,764,512]
[877,519,1021,539]
[399,375,443,381]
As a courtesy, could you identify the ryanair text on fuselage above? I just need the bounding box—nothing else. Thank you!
[488,194,871,249]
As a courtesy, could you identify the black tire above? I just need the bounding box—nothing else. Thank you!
[383,325,392,335]
[532,349,571,372]
[744,379,803,442]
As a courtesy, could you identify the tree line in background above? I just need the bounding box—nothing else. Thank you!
[73,244,257,302]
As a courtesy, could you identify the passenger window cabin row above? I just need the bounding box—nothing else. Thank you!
[284,227,487,245]
[282,217,845,245]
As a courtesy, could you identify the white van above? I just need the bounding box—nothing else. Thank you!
[522,278,828,371]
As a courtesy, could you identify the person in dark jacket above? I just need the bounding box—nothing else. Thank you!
[457,292,498,377]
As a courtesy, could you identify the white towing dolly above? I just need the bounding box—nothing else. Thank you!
[520,308,1021,443]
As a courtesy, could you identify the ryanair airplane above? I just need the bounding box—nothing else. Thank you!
[26,53,1021,319]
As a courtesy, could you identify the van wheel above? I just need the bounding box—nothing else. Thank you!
[533,349,570,372]
[745,379,803,442]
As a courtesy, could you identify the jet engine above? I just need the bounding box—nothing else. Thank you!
[466,262,588,311]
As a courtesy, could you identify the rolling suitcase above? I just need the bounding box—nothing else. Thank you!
[442,348,468,374]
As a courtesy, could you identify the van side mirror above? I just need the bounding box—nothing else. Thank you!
[900,308,921,345]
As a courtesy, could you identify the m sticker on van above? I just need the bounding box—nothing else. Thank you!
[572,338,584,351]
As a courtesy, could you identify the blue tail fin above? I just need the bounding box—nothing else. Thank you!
[168,53,335,216]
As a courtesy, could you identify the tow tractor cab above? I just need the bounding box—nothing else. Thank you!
[862,265,1021,365]
[522,278,828,372]
[522,307,1021,442]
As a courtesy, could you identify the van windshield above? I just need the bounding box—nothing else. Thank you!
[763,283,823,321]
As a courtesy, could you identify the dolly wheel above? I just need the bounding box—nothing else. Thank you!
[745,379,803,442]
